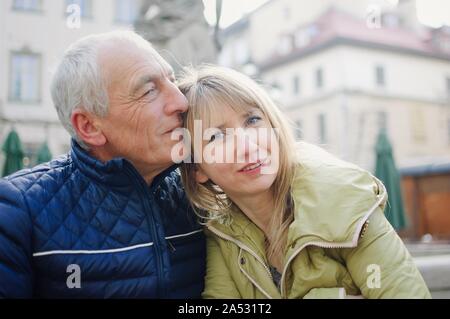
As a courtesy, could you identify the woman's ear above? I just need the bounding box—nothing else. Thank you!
[195,167,209,184]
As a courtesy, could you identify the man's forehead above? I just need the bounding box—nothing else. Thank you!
[100,39,170,67]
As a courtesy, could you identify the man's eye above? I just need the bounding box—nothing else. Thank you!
[209,131,225,143]
[246,115,262,126]
[144,87,156,96]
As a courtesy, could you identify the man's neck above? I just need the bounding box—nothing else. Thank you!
[88,147,168,186]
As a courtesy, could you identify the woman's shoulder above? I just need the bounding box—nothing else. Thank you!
[289,142,387,243]
[293,141,376,190]
[294,141,363,172]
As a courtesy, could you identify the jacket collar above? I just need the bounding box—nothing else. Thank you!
[69,139,178,190]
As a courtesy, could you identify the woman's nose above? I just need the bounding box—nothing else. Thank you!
[235,129,259,163]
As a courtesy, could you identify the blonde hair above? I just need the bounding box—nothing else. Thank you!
[178,65,297,263]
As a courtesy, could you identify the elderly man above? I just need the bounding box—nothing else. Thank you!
[0,31,205,298]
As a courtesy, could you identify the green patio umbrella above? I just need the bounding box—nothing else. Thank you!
[1,129,24,177]
[36,141,52,164]
[374,130,406,230]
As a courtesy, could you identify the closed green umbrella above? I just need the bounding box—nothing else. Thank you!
[36,141,52,164]
[1,129,24,177]
[374,130,406,230]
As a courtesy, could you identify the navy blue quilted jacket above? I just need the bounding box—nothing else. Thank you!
[0,141,206,298]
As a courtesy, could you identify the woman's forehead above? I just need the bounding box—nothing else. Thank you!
[195,101,258,128]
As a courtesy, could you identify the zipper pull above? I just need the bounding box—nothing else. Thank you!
[167,240,177,252]
[359,220,370,238]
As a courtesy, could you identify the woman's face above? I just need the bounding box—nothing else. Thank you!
[193,104,280,199]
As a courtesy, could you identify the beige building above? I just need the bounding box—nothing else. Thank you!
[0,0,215,170]
[219,0,450,170]
[0,0,146,167]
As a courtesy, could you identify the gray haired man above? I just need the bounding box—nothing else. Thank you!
[0,31,205,298]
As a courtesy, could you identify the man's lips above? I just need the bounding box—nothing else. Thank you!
[164,124,183,134]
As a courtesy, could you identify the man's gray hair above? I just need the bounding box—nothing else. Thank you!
[51,31,153,149]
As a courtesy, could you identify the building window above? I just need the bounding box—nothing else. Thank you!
[12,0,42,11]
[293,75,300,95]
[448,119,450,145]
[375,65,385,87]
[295,120,303,140]
[115,0,139,24]
[283,7,290,20]
[272,80,282,92]
[65,0,93,18]
[22,142,40,168]
[235,39,249,65]
[446,76,450,97]
[318,113,327,144]
[377,111,388,132]
[410,109,426,143]
[294,25,319,48]
[277,34,294,55]
[315,67,323,89]
[9,52,41,103]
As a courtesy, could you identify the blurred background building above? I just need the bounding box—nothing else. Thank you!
[216,0,450,242]
[1,0,449,239]
[1,0,450,297]
[0,0,215,167]
[218,0,450,171]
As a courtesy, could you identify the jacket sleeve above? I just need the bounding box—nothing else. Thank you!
[202,231,241,299]
[339,207,431,299]
[0,178,34,298]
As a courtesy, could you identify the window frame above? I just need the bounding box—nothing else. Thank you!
[64,0,94,19]
[11,0,43,13]
[8,50,42,104]
[114,0,139,24]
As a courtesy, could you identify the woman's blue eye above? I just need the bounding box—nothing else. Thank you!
[209,131,225,143]
[246,115,262,125]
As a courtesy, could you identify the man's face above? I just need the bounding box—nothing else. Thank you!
[98,41,188,176]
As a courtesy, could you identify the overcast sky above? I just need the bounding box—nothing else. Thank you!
[202,0,450,29]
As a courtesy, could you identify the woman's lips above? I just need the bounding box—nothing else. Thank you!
[238,158,269,173]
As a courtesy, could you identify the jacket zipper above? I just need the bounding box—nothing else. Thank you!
[208,176,387,299]
[279,177,388,298]
[206,225,275,299]
[125,166,166,298]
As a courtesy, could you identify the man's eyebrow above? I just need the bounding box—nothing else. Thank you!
[131,70,175,95]
[131,75,156,95]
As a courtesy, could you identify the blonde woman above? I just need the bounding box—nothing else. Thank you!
[177,65,430,299]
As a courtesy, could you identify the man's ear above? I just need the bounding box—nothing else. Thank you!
[71,109,106,147]
[195,167,209,184]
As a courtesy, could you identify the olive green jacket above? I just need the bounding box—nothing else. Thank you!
[203,142,431,299]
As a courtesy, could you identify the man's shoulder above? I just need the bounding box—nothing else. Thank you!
[0,154,74,208]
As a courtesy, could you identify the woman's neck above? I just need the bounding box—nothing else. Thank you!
[229,190,275,237]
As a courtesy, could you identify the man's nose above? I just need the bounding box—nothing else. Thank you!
[164,82,188,115]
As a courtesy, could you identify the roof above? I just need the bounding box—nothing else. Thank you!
[259,7,450,71]
[399,157,450,176]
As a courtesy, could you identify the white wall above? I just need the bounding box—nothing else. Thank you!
[262,45,450,106]
[261,45,450,169]
[0,0,136,157]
